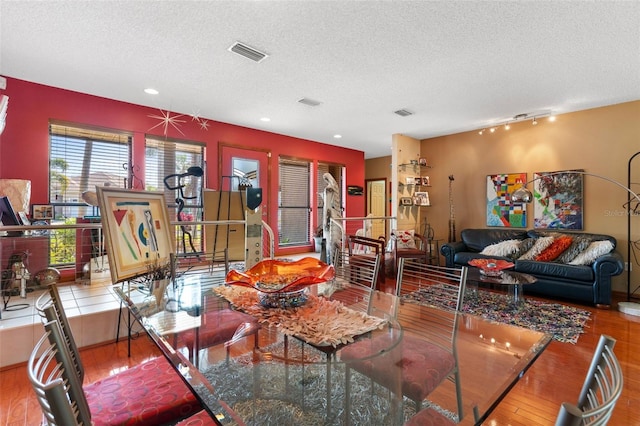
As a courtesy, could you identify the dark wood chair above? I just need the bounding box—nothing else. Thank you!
[392,231,431,273]
[346,234,388,287]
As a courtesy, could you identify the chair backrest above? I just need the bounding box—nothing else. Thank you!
[555,335,623,426]
[396,258,467,348]
[28,319,92,425]
[346,234,385,256]
[35,283,85,383]
[333,248,381,290]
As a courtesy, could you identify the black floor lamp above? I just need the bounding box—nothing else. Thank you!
[511,170,640,317]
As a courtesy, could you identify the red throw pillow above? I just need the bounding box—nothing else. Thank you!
[535,235,573,262]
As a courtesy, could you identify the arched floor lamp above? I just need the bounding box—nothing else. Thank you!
[510,170,640,316]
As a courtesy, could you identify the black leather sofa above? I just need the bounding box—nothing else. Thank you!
[440,228,624,307]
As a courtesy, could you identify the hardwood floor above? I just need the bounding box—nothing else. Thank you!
[1,293,639,425]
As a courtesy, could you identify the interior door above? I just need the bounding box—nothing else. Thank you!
[205,145,270,260]
[367,179,387,239]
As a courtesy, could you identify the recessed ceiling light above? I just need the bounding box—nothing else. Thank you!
[333,134,342,139]
[260,117,271,122]
[144,88,159,95]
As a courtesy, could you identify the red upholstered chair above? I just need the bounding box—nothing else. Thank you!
[30,318,203,426]
[36,284,202,425]
[341,258,467,421]
[175,409,219,425]
[178,291,259,366]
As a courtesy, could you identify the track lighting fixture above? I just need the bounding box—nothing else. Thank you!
[477,111,555,135]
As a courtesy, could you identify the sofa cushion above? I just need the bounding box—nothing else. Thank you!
[515,260,595,282]
[535,235,574,262]
[569,240,615,265]
[460,229,528,252]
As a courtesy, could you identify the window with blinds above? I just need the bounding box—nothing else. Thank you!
[145,136,205,255]
[278,157,311,246]
[49,122,131,213]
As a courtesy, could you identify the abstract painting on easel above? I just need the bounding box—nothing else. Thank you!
[486,173,527,227]
[97,187,174,283]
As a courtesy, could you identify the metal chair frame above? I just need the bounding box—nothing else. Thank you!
[555,334,623,426]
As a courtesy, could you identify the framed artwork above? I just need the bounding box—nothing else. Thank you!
[405,176,416,185]
[414,191,430,206]
[32,204,54,220]
[96,187,175,283]
[419,158,427,166]
[400,197,413,206]
[533,170,583,229]
[422,176,430,186]
[486,173,527,227]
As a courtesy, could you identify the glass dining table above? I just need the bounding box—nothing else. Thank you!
[114,271,551,426]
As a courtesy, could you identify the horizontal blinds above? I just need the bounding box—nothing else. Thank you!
[145,136,204,208]
[49,122,131,204]
[279,158,310,245]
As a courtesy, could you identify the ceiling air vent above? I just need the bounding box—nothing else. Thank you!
[394,109,413,117]
[298,98,322,107]
[228,42,268,63]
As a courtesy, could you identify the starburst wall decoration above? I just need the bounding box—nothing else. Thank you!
[148,109,186,136]
[147,109,211,136]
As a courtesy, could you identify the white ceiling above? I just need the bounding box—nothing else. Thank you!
[1,1,639,159]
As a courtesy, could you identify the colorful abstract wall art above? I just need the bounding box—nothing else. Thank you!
[533,170,583,229]
[486,173,527,227]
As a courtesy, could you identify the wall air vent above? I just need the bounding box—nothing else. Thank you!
[394,109,413,117]
[298,98,322,107]
[228,42,268,63]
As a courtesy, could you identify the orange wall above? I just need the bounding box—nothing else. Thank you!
[416,100,640,293]
[0,77,366,255]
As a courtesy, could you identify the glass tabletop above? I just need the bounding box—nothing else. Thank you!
[115,271,551,425]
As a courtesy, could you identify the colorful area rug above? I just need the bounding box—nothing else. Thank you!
[403,286,591,344]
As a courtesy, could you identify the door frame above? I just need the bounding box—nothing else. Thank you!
[365,177,388,238]
[218,142,271,225]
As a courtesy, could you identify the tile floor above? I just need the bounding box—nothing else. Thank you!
[0,273,125,368]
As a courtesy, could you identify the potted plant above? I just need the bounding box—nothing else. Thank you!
[313,226,325,253]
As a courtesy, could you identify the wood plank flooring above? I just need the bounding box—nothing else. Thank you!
[1,292,638,425]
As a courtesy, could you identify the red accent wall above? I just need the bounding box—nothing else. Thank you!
[0,77,365,255]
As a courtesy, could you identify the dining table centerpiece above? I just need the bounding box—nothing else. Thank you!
[225,257,335,308]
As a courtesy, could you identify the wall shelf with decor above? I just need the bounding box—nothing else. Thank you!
[397,162,432,207]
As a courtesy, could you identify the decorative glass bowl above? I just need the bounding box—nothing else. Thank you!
[225,257,335,294]
[468,259,515,277]
[257,288,309,308]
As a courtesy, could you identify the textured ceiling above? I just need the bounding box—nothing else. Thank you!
[1,1,639,159]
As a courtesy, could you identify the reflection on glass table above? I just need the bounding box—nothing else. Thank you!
[115,272,551,425]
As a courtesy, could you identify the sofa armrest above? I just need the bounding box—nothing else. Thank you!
[440,241,468,267]
[592,251,624,306]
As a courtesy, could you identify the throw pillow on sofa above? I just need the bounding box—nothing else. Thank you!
[480,239,522,258]
[535,235,573,262]
[569,240,614,265]
[518,236,555,260]
[393,230,417,249]
[555,235,593,264]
